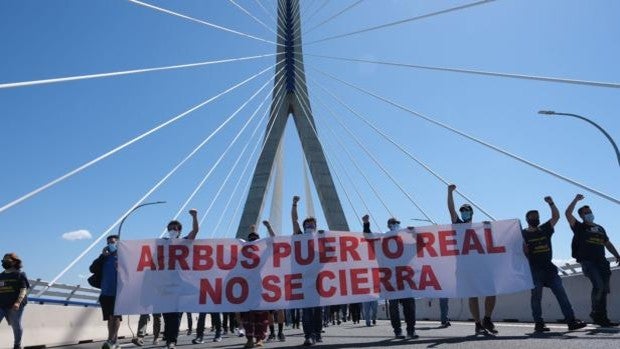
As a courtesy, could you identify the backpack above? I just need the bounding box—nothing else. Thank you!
[87,255,105,289]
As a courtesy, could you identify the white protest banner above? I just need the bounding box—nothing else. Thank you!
[114,219,532,314]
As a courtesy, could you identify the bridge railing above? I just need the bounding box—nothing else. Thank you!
[555,256,618,276]
[27,278,100,307]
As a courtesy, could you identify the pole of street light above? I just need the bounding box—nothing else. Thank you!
[539,110,620,167]
[117,201,166,238]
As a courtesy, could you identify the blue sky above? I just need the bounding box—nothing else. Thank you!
[1,0,619,286]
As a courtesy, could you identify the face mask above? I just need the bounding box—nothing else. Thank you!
[527,218,540,228]
[304,228,316,234]
[584,213,594,223]
[1,261,12,269]
[166,230,180,239]
[107,243,117,254]
[389,224,401,232]
[460,211,472,222]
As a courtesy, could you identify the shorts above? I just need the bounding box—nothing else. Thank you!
[99,295,122,321]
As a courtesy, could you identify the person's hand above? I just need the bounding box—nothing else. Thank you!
[574,194,585,201]
[448,184,456,192]
[362,214,369,223]
[544,196,554,204]
[102,247,110,256]
[262,220,271,227]
[293,196,300,204]
[189,208,198,216]
[12,302,19,311]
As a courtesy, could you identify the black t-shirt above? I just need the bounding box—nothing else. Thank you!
[571,221,609,262]
[0,270,29,308]
[522,221,555,267]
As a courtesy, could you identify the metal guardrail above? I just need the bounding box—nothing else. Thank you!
[27,278,100,306]
[555,256,618,276]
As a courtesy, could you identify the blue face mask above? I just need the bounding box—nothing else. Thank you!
[107,243,117,254]
[389,224,401,232]
[584,213,595,223]
[460,211,472,222]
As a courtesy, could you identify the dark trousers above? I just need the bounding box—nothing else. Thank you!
[222,312,237,331]
[302,307,323,339]
[183,312,193,330]
[163,312,180,344]
[196,312,222,338]
[530,268,575,323]
[581,260,612,320]
[350,303,361,323]
[389,298,416,336]
[137,313,162,338]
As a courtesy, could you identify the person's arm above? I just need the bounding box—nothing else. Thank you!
[545,196,560,227]
[292,196,301,234]
[362,214,371,233]
[565,194,584,228]
[263,220,276,237]
[605,241,620,265]
[13,287,27,310]
[447,184,459,224]
[186,209,199,240]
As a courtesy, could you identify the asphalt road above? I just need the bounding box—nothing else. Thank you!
[52,320,620,349]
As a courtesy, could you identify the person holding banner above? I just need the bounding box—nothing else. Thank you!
[262,220,287,343]
[448,184,497,335]
[94,235,121,349]
[161,209,199,349]
[292,195,324,346]
[380,216,418,339]
[522,196,587,332]
[566,194,620,327]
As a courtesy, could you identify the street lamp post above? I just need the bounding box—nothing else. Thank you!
[539,110,620,167]
[117,201,166,238]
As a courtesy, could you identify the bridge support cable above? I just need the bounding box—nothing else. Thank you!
[292,91,376,232]
[0,54,276,90]
[163,72,286,236]
[312,66,620,206]
[127,0,282,46]
[294,0,329,38]
[39,69,280,293]
[213,94,290,238]
[288,73,436,225]
[301,0,496,46]
[253,0,286,34]
[228,0,286,41]
[0,63,278,215]
[198,79,287,227]
[304,0,365,36]
[302,69,496,221]
[293,92,383,232]
[305,54,620,90]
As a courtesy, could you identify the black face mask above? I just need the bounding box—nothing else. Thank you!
[527,218,540,228]
[2,261,12,269]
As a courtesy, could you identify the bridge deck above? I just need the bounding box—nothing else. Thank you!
[49,320,619,349]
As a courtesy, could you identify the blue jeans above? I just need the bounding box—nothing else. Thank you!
[362,301,378,326]
[439,298,449,323]
[530,266,575,323]
[581,260,611,320]
[0,305,25,348]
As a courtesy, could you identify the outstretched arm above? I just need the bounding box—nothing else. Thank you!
[292,196,301,234]
[545,196,560,227]
[605,241,620,265]
[447,184,459,224]
[186,209,199,240]
[565,194,584,228]
[263,220,276,237]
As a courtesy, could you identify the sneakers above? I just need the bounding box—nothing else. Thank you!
[394,332,406,339]
[267,333,276,342]
[475,322,488,335]
[131,337,144,346]
[237,328,246,337]
[213,335,222,342]
[483,316,498,334]
[534,322,550,332]
[315,335,323,343]
[567,319,587,331]
[152,338,159,346]
[191,336,204,344]
[101,341,112,349]
[439,321,451,328]
[407,332,419,340]
[278,332,286,341]
[166,342,176,349]
[594,319,620,327]
[303,338,313,346]
[186,329,192,336]
[244,338,254,349]
[254,339,264,347]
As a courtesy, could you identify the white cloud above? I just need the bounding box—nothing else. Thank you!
[62,229,92,241]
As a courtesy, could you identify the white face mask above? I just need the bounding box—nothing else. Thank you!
[389,223,401,232]
[166,230,180,239]
[304,228,316,234]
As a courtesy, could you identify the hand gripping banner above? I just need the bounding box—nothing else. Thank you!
[114,219,532,314]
